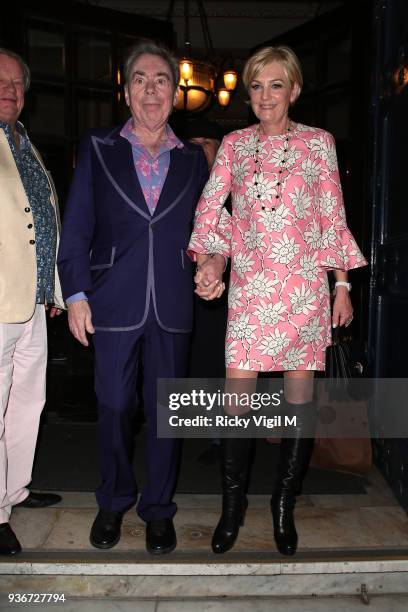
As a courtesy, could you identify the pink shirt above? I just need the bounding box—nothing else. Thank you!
[120,119,183,214]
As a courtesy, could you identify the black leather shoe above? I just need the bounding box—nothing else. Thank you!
[146,518,176,555]
[0,523,22,556]
[14,492,62,509]
[90,510,123,549]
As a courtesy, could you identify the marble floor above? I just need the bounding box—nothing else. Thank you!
[6,466,408,556]
[1,466,408,607]
[2,595,408,612]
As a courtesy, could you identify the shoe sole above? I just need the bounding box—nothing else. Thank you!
[89,534,121,550]
[146,541,177,555]
[0,548,22,556]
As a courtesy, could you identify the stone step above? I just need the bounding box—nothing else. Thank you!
[1,550,408,599]
[2,469,407,601]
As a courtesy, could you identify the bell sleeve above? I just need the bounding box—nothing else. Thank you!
[187,135,233,260]
[317,131,368,271]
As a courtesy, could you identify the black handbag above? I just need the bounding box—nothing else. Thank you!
[325,326,370,401]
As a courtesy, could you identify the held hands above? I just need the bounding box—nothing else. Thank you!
[332,286,353,328]
[67,299,95,346]
[194,254,226,301]
[46,305,63,318]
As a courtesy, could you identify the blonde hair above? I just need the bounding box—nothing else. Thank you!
[242,46,303,95]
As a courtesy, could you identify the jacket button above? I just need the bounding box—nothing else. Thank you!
[29,239,35,245]
[27,224,33,229]
[25,207,30,213]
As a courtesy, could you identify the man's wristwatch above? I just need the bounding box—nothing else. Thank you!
[334,281,352,291]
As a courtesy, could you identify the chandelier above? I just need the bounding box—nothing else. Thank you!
[167,0,238,112]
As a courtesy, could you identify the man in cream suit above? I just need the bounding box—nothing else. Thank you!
[0,48,64,556]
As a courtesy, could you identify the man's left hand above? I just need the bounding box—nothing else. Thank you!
[195,254,226,300]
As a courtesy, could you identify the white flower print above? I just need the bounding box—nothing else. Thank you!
[237,359,252,370]
[304,220,322,249]
[288,185,312,219]
[269,233,300,264]
[243,221,266,250]
[244,270,278,298]
[321,142,337,171]
[320,255,338,269]
[186,124,367,374]
[317,277,329,301]
[232,159,250,186]
[258,204,291,232]
[299,316,322,343]
[213,145,230,169]
[203,174,225,199]
[271,144,301,167]
[321,226,338,248]
[310,136,338,171]
[349,245,366,264]
[228,313,257,341]
[295,253,320,282]
[202,232,228,254]
[281,347,307,369]
[254,300,287,326]
[245,173,277,203]
[259,328,290,357]
[228,282,244,309]
[319,190,337,216]
[225,341,238,366]
[338,205,346,222]
[299,158,321,187]
[234,132,264,159]
[285,146,302,167]
[218,207,233,241]
[309,137,325,153]
[294,123,309,132]
[325,146,337,171]
[234,194,247,219]
[289,284,318,315]
[232,252,255,279]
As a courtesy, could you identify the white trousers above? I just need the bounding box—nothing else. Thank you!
[0,305,47,523]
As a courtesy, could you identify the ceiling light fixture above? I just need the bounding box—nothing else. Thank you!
[167,0,237,112]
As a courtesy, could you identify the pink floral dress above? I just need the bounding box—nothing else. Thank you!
[188,123,368,372]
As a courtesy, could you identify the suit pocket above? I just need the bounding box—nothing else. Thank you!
[90,246,116,270]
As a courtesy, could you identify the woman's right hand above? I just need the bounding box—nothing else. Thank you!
[194,255,226,300]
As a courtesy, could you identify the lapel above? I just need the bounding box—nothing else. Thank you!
[153,145,197,220]
[92,128,198,221]
[30,143,61,226]
[0,128,31,209]
[91,128,151,220]
[0,128,21,181]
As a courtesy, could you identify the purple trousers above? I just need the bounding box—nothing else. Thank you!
[92,307,190,521]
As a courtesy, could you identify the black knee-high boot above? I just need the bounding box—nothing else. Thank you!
[271,401,316,556]
[212,436,251,554]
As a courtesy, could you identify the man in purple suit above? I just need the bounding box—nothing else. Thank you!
[58,42,225,554]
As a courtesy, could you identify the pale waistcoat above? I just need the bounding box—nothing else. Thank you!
[0,128,64,322]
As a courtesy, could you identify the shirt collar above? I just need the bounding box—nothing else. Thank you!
[120,118,184,158]
[0,120,30,150]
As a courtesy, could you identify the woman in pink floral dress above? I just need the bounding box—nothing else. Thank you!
[188,46,367,556]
